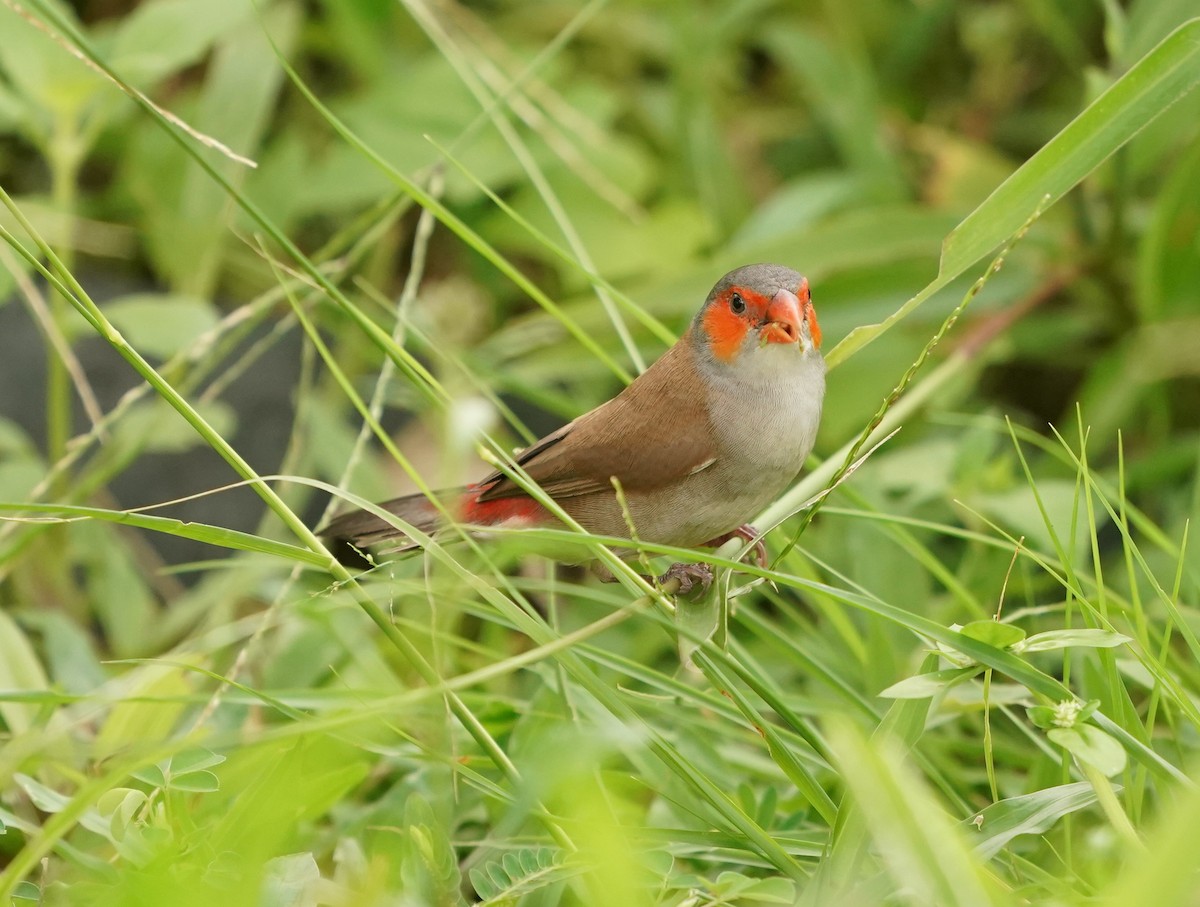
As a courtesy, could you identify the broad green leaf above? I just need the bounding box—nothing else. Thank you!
[262,852,321,907]
[97,789,148,843]
[878,667,982,700]
[965,782,1100,859]
[13,774,108,835]
[13,773,71,814]
[1048,725,1128,777]
[11,881,39,901]
[1027,705,1062,729]
[959,620,1027,650]
[1017,629,1133,653]
[166,770,220,793]
[169,748,227,775]
[738,876,798,903]
[131,764,167,787]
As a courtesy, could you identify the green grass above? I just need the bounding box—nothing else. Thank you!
[2,1,1200,904]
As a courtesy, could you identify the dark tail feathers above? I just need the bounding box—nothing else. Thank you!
[320,491,449,552]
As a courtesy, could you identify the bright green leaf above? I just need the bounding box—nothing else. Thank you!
[1048,725,1128,777]
[1018,629,1133,653]
[959,620,1027,649]
[879,667,982,699]
[966,783,1100,859]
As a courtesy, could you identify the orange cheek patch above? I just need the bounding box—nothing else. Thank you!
[702,304,748,362]
[805,305,822,348]
[796,278,821,348]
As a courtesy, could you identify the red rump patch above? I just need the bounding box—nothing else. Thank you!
[460,485,549,527]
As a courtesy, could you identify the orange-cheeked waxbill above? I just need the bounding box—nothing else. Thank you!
[323,263,825,589]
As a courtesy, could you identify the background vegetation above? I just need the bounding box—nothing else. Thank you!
[1,0,1199,904]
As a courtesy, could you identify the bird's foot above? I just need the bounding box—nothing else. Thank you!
[701,524,767,568]
[590,560,713,598]
[656,561,714,598]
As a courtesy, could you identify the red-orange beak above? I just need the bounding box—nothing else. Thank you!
[761,289,803,345]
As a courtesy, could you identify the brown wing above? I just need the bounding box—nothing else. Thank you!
[477,339,717,502]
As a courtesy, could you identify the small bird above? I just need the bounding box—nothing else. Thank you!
[323,263,825,593]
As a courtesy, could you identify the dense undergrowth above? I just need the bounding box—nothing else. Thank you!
[1,0,1200,904]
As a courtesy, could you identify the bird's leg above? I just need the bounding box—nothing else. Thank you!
[589,524,765,597]
[700,524,767,568]
[657,561,714,597]
[590,560,713,598]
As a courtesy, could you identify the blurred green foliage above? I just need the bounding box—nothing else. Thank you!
[1,0,1199,904]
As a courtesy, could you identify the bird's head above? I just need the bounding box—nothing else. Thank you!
[692,263,821,368]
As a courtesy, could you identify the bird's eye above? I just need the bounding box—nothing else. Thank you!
[729,292,746,314]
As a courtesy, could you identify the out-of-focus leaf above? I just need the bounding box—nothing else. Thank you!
[879,667,982,700]
[16,610,106,693]
[0,454,44,502]
[0,82,27,130]
[110,398,235,456]
[103,294,220,359]
[970,480,1092,559]
[1135,140,1200,319]
[13,774,109,835]
[1048,724,1128,777]
[764,23,906,200]
[72,520,157,657]
[941,19,1200,282]
[97,788,148,843]
[11,881,39,901]
[1122,0,1199,64]
[95,663,192,759]
[0,610,50,735]
[730,172,869,251]
[108,0,252,88]
[261,852,321,907]
[138,3,299,295]
[727,206,956,284]
[0,1,106,128]
[830,18,1200,366]
[332,54,522,202]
